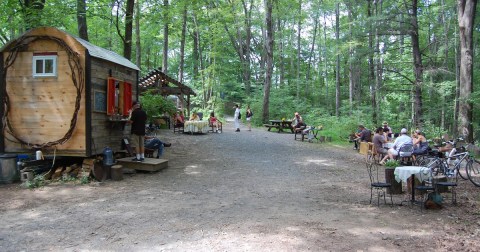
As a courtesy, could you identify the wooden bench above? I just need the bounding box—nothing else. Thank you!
[295,126,322,142]
[264,124,280,131]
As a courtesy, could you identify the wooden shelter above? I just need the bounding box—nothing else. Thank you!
[138,68,195,114]
[0,27,140,156]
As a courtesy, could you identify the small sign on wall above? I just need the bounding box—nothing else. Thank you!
[94,90,106,112]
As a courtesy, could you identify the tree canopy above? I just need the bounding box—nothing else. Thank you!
[1,0,479,141]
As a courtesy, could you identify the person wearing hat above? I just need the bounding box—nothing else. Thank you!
[129,101,147,162]
[382,121,393,140]
[379,128,413,165]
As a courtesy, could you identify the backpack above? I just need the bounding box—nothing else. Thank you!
[238,112,241,119]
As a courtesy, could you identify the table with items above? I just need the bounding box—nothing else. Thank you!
[394,166,432,202]
[184,120,210,134]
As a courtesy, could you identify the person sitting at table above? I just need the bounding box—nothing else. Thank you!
[379,128,413,165]
[209,111,222,133]
[173,111,185,127]
[357,124,372,142]
[189,112,200,121]
[382,121,393,140]
[291,112,306,132]
[145,135,171,158]
[373,127,388,156]
[412,129,429,156]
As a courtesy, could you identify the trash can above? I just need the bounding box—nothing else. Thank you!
[0,154,19,184]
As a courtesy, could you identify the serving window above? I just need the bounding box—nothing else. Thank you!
[107,77,132,116]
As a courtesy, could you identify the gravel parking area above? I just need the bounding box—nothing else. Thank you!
[1,119,479,251]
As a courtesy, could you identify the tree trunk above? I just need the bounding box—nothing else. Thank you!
[277,18,284,88]
[77,0,89,41]
[296,0,302,99]
[306,11,319,99]
[335,3,340,117]
[348,7,353,114]
[242,0,253,95]
[410,0,423,128]
[22,0,46,31]
[367,0,376,123]
[123,0,134,60]
[323,14,329,108]
[135,0,141,68]
[457,0,476,142]
[178,3,187,83]
[192,12,200,80]
[162,0,169,73]
[262,0,274,123]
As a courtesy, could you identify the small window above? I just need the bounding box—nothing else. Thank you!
[32,55,57,77]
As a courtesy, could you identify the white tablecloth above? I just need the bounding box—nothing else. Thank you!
[394,166,431,183]
[184,120,210,133]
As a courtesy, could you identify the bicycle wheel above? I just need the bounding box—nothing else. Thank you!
[457,159,469,180]
[466,159,480,187]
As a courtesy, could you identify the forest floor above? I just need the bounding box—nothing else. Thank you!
[1,119,479,251]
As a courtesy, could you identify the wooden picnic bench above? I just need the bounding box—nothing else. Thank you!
[264,124,280,131]
[294,126,323,142]
[265,120,294,133]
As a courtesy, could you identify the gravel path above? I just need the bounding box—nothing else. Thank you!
[1,119,479,251]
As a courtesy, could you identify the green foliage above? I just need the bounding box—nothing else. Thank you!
[384,160,400,168]
[140,91,177,120]
[24,174,46,189]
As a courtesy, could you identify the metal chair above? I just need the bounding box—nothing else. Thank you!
[366,161,393,206]
[414,167,436,211]
[173,122,184,133]
[435,169,458,205]
[397,143,414,165]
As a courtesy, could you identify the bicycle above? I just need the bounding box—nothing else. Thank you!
[466,153,480,187]
[417,138,469,180]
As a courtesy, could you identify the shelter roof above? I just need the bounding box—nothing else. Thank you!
[138,68,196,96]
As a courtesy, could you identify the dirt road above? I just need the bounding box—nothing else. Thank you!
[1,120,479,251]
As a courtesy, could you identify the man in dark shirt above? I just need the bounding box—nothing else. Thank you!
[358,125,372,142]
[129,101,147,162]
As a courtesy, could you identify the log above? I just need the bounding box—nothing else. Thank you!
[111,165,123,181]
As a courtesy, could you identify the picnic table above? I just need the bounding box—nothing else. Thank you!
[264,120,294,133]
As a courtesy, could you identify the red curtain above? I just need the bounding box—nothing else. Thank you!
[122,82,132,116]
[106,78,116,115]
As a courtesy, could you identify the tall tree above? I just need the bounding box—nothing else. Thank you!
[296,0,302,99]
[457,0,476,141]
[162,0,169,73]
[135,0,141,68]
[410,0,423,128]
[335,2,340,117]
[123,0,135,60]
[77,0,89,41]
[178,2,187,83]
[263,0,274,123]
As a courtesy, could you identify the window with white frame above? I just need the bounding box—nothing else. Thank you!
[32,55,57,77]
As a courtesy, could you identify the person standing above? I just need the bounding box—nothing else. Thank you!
[234,104,240,132]
[129,101,147,162]
[246,106,253,131]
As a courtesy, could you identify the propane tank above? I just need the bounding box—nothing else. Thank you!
[103,146,114,166]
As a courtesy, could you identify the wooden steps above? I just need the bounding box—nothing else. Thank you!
[116,157,168,172]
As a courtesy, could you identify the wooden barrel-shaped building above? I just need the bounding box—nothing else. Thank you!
[0,27,139,156]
